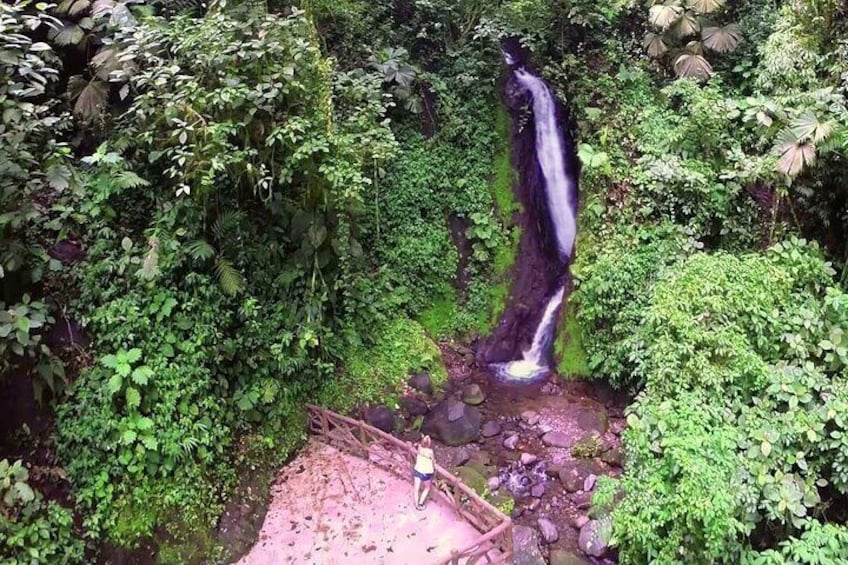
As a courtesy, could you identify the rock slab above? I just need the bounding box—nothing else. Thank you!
[512,525,545,565]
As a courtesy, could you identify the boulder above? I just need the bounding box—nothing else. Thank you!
[549,550,590,565]
[576,407,609,434]
[578,517,612,558]
[400,396,429,417]
[408,372,433,395]
[512,525,545,565]
[423,400,481,446]
[558,461,592,493]
[503,434,520,450]
[481,420,502,438]
[521,410,540,426]
[520,452,539,466]
[365,405,394,433]
[542,431,573,448]
[537,517,559,544]
[462,383,486,405]
[452,448,471,467]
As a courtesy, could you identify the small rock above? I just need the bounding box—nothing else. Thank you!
[526,498,541,512]
[584,474,597,492]
[365,405,394,433]
[578,517,612,558]
[600,446,624,467]
[513,525,546,565]
[571,515,590,529]
[520,452,539,466]
[610,419,626,436]
[537,517,559,544]
[448,400,465,422]
[481,420,502,438]
[462,383,486,405]
[530,483,546,498]
[400,396,428,417]
[521,410,540,426]
[453,448,471,467]
[538,424,553,436]
[572,491,593,510]
[487,476,501,491]
[545,465,563,479]
[503,434,520,450]
[542,431,572,448]
[549,549,590,565]
[408,372,433,395]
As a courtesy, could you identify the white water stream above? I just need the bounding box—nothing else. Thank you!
[498,59,578,380]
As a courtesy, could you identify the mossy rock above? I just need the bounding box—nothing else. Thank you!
[571,432,603,459]
[453,466,488,496]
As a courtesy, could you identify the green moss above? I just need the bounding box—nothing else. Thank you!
[492,106,521,221]
[572,432,603,459]
[323,318,447,413]
[419,289,461,339]
[555,303,591,377]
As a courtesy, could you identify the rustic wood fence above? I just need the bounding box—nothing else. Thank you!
[305,404,513,565]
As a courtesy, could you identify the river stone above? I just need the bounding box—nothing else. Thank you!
[542,431,572,448]
[576,407,609,434]
[408,372,433,395]
[422,400,481,446]
[487,476,501,491]
[558,461,592,493]
[400,395,428,417]
[530,483,545,498]
[503,434,520,450]
[571,515,590,529]
[550,550,590,565]
[521,410,540,426]
[462,383,486,405]
[512,525,545,565]
[584,474,597,492]
[365,405,394,433]
[452,447,471,467]
[600,445,624,467]
[578,517,612,558]
[481,420,502,438]
[537,517,559,544]
[520,452,539,466]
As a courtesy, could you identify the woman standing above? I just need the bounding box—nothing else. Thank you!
[412,435,435,510]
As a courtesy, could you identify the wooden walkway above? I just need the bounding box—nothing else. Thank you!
[239,406,512,565]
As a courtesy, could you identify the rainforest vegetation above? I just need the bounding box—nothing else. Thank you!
[1,0,847,563]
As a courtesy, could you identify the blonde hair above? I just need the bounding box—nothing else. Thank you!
[421,435,432,447]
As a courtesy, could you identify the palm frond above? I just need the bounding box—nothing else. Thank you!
[215,257,245,296]
[674,53,713,80]
[702,24,741,53]
[185,239,216,262]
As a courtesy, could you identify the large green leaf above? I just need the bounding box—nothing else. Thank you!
[47,23,85,46]
[776,128,816,177]
[790,111,834,144]
[643,32,668,57]
[687,0,725,13]
[702,24,741,53]
[674,53,713,79]
[649,3,683,29]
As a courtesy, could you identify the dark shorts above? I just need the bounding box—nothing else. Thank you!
[413,469,433,481]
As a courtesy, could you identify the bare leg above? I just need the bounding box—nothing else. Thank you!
[413,476,422,507]
[419,480,431,506]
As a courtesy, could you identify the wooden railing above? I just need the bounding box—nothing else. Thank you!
[305,404,513,565]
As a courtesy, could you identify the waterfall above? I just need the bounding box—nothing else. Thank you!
[495,56,578,380]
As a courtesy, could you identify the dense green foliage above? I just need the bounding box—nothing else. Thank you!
[3,0,848,562]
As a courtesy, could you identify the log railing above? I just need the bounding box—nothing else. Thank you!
[305,404,513,564]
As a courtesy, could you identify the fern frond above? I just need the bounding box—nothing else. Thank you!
[215,257,245,296]
[212,210,247,241]
[185,239,215,262]
[115,171,150,189]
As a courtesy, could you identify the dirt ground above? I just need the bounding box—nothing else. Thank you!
[238,440,491,565]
